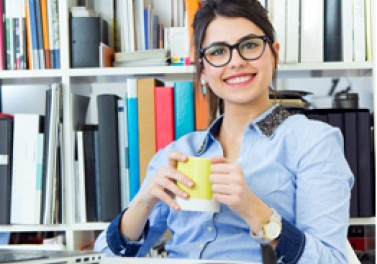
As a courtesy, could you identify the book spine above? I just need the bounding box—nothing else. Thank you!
[96,94,121,221]
[137,78,163,185]
[174,81,194,139]
[356,110,374,216]
[40,0,50,68]
[28,0,40,69]
[341,0,353,62]
[353,0,366,61]
[0,117,13,224]
[34,0,45,69]
[285,0,299,63]
[0,0,5,70]
[127,78,140,200]
[154,86,175,151]
[117,97,130,209]
[11,114,43,224]
[324,0,342,61]
[194,81,209,130]
[300,0,324,62]
[47,0,59,68]
[343,111,359,217]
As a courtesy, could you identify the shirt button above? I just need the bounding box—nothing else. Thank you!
[198,243,204,249]
[249,124,254,129]
[207,226,213,232]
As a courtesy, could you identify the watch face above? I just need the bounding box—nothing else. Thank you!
[264,221,281,240]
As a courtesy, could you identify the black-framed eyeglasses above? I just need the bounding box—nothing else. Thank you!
[200,35,269,67]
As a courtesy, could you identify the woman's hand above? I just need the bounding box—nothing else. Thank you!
[138,151,194,211]
[210,156,273,233]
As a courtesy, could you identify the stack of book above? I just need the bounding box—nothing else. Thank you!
[113,49,170,67]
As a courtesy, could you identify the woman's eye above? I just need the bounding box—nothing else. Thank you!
[207,46,227,56]
[242,40,259,50]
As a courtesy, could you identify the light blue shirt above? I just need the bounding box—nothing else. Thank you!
[94,105,353,264]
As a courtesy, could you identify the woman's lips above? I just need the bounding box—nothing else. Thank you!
[224,73,256,85]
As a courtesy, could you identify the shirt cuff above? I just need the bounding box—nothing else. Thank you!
[106,209,149,256]
[275,218,306,264]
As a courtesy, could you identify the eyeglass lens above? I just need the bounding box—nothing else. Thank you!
[203,37,266,67]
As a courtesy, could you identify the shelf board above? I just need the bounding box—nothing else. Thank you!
[279,61,373,71]
[0,223,109,232]
[0,62,372,79]
[349,217,376,225]
[0,69,62,79]
[68,65,196,77]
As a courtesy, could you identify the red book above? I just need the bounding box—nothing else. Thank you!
[0,1,5,70]
[154,86,175,151]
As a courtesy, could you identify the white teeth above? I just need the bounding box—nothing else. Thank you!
[226,76,251,84]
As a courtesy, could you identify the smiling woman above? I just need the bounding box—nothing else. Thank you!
[94,1,354,263]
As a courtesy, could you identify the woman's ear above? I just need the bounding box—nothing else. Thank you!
[272,42,280,69]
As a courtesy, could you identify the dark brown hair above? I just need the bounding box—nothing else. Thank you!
[193,0,278,125]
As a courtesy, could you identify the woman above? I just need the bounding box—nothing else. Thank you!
[94,0,353,263]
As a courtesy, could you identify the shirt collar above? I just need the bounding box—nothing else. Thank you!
[196,104,291,154]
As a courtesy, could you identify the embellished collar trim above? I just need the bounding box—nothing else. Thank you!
[196,105,291,154]
[255,105,291,137]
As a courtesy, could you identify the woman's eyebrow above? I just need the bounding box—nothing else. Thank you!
[205,33,260,47]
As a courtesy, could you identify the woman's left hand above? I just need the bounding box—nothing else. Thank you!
[209,156,254,218]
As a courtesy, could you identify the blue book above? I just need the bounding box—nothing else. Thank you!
[174,81,194,139]
[28,0,40,69]
[127,79,140,200]
[143,8,149,50]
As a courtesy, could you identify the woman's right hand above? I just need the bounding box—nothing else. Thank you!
[137,151,194,211]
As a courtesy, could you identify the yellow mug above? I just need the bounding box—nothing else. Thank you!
[176,157,220,212]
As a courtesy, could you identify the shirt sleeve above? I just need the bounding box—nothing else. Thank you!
[292,123,353,263]
[93,209,149,257]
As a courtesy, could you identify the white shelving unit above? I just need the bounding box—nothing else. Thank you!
[0,0,375,252]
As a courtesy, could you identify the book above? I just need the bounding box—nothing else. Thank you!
[169,27,190,66]
[137,78,164,185]
[300,0,324,62]
[47,0,60,68]
[134,0,145,50]
[353,0,366,61]
[99,42,114,67]
[324,0,342,61]
[0,1,5,70]
[356,110,374,217]
[114,49,169,62]
[96,94,121,221]
[174,81,194,139]
[34,0,45,69]
[10,113,44,224]
[117,97,130,209]
[82,126,98,222]
[194,81,209,130]
[70,15,101,68]
[364,0,372,61]
[127,79,140,201]
[28,0,40,69]
[270,0,286,63]
[74,130,87,223]
[41,83,62,225]
[285,0,300,64]
[341,0,353,62]
[343,111,358,217]
[0,115,13,224]
[184,0,200,64]
[40,0,50,69]
[154,86,175,152]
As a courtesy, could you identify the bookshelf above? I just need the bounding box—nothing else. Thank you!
[0,0,375,255]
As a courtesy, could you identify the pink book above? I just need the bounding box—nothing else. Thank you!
[154,86,175,151]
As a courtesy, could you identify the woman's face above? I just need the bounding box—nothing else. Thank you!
[200,16,279,108]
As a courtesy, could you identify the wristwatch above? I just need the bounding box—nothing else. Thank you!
[250,208,282,244]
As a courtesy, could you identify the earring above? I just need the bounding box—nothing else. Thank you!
[200,79,207,95]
